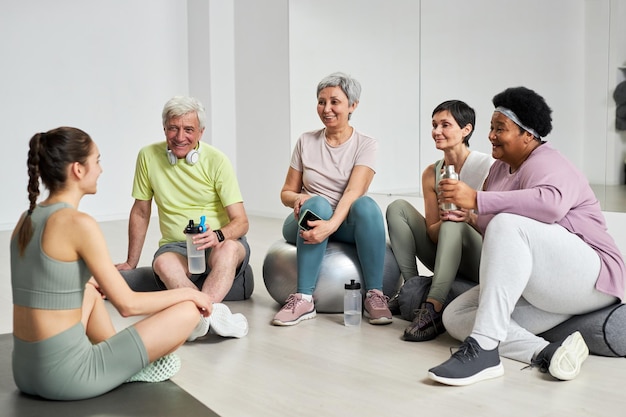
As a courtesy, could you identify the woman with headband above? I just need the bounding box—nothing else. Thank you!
[427,87,625,386]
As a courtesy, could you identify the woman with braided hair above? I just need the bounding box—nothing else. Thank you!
[11,127,213,400]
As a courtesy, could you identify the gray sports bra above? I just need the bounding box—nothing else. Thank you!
[11,203,91,309]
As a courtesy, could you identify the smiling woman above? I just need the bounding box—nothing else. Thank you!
[273,72,393,327]
[429,86,625,386]
[386,100,493,342]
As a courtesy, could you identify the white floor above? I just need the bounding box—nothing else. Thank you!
[2,206,626,416]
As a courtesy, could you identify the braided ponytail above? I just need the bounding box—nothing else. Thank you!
[16,133,44,256]
[16,127,92,256]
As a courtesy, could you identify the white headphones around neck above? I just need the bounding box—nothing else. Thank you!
[166,143,200,166]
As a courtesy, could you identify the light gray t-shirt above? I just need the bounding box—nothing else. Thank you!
[290,128,377,209]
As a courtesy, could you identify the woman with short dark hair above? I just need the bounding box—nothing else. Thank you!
[386,99,493,342]
[429,87,625,386]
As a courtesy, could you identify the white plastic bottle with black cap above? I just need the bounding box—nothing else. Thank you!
[344,279,362,326]
[185,216,206,274]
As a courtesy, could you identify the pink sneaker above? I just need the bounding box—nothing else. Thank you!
[364,289,393,325]
[272,293,316,326]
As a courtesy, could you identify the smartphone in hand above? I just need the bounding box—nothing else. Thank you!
[298,209,322,230]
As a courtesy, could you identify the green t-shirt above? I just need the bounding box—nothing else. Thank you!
[132,141,243,246]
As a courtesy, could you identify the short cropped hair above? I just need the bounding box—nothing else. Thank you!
[316,72,361,107]
[432,100,476,146]
[162,96,206,130]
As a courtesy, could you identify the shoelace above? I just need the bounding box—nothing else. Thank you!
[368,291,389,309]
[520,355,549,373]
[283,294,304,312]
[450,339,481,363]
[410,308,434,329]
[521,341,558,372]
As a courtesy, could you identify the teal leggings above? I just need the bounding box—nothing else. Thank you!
[386,199,482,304]
[283,195,386,295]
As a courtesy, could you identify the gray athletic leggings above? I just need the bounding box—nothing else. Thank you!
[386,199,482,304]
[13,322,148,400]
[443,213,617,363]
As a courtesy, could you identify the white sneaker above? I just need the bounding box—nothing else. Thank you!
[548,331,589,380]
[209,303,248,338]
[186,315,210,342]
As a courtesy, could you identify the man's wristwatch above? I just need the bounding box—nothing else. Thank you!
[214,229,225,242]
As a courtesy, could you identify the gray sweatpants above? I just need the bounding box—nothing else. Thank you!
[443,213,617,364]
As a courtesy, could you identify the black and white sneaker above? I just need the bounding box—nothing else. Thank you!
[532,331,589,381]
[403,302,445,342]
[428,337,504,386]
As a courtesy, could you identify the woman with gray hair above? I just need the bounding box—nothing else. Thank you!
[272,72,393,326]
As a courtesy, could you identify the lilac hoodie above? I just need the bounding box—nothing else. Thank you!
[477,143,625,300]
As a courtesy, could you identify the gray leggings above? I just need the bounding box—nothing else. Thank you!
[443,213,617,364]
[13,322,148,400]
[386,199,482,304]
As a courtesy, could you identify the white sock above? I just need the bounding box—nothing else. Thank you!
[186,315,210,342]
[300,293,313,302]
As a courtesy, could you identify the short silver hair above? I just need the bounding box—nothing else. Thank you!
[316,72,361,106]
[161,96,206,129]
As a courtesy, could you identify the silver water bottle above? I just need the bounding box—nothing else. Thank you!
[439,165,459,211]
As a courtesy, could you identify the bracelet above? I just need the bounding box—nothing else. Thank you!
[214,229,225,242]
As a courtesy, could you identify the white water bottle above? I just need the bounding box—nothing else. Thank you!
[185,219,206,274]
[344,279,362,326]
[439,165,459,211]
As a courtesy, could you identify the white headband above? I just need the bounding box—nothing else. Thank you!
[494,106,541,139]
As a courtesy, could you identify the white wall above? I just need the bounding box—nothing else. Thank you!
[0,0,189,229]
[233,0,291,219]
[288,0,592,196]
[419,0,585,184]
[1,0,625,233]
[187,0,239,169]
[289,0,421,195]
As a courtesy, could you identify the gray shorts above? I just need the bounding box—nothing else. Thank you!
[13,322,148,400]
[152,235,250,290]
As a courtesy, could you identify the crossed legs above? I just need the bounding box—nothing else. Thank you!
[81,281,198,362]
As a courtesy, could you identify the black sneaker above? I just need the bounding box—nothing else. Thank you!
[428,337,504,386]
[403,302,445,342]
[531,331,589,381]
[387,292,400,315]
